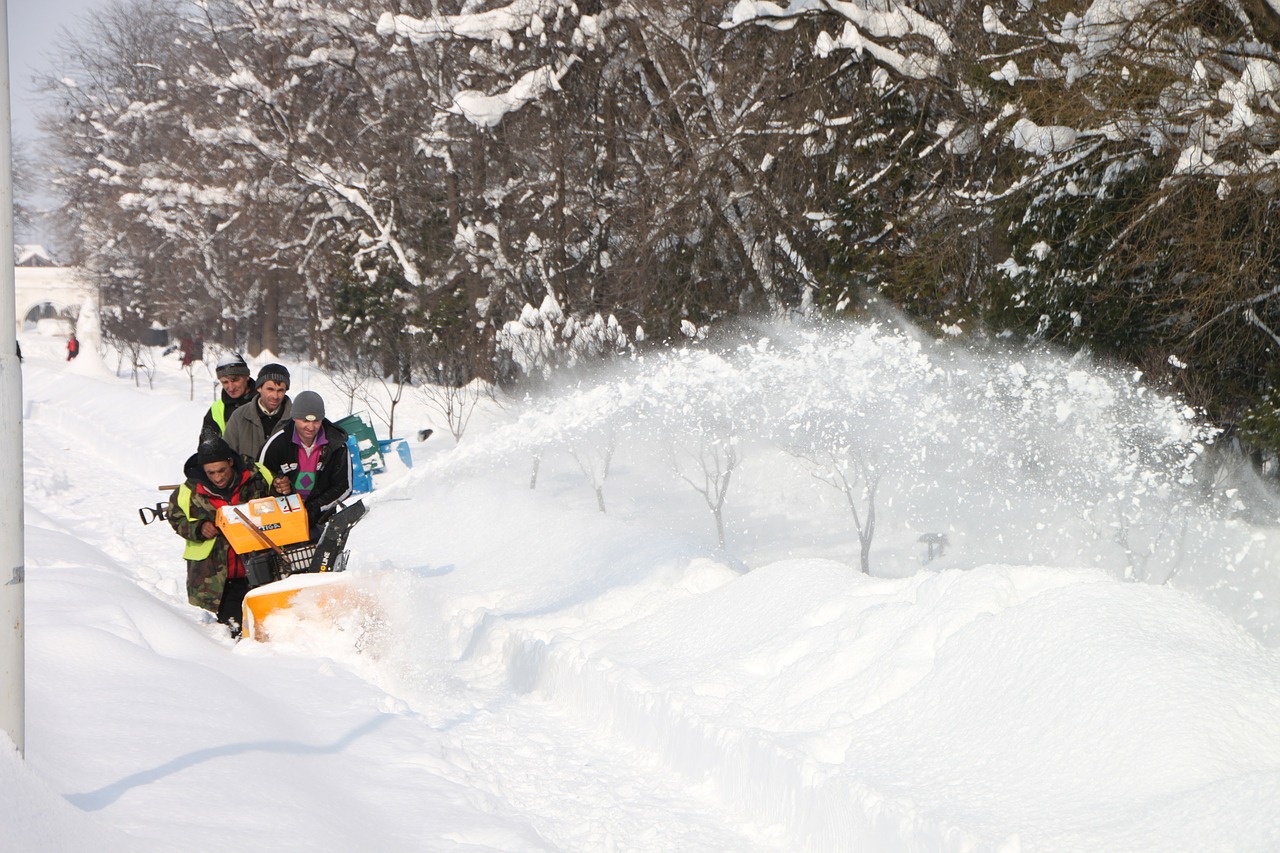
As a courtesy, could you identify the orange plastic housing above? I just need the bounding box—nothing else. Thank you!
[215,494,309,553]
[241,573,358,641]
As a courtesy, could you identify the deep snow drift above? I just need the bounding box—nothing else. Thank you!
[7,321,1280,852]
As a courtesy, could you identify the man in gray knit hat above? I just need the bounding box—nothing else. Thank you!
[261,390,353,536]
[223,362,293,464]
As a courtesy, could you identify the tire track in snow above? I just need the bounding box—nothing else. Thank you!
[487,629,983,852]
[432,665,791,852]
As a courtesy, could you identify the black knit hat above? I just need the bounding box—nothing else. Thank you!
[196,437,237,466]
[256,362,290,388]
[215,353,250,379]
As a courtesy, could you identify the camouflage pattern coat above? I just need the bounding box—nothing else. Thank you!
[167,455,272,612]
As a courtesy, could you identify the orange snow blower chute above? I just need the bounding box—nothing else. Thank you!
[240,572,360,642]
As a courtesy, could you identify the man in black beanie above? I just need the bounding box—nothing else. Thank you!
[166,436,272,636]
[199,353,257,444]
[223,362,293,464]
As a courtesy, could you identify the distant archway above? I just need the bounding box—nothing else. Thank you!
[22,300,76,330]
[14,266,93,335]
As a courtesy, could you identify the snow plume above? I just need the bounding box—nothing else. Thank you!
[386,318,1274,632]
[65,286,110,378]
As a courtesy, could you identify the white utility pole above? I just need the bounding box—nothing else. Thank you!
[0,0,25,757]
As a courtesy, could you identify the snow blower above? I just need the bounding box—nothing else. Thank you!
[217,496,368,641]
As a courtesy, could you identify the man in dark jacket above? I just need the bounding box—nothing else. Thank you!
[167,437,272,635]
[260,390,352,536]
[223,362,292,464]
[199,353,257,443]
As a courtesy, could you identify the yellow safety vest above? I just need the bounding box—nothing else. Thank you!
[210,400,227,433]
[177,464,273,560]
[177,485,216,561]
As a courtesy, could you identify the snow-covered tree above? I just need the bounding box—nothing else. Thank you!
[35,0,1280,455]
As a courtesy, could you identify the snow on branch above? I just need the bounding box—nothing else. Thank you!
[376,0,570,45]
[295,160,423,288]
[1008,118,1080,157]
[725,0,953,80]
[497,292,632,378]
[451,58,580,128]
[285,47,356,70]
[1244,307,1280,351]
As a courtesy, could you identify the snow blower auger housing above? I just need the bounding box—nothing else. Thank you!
[226,498,369,641]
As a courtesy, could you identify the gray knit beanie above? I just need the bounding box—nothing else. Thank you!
[291,390,325,423]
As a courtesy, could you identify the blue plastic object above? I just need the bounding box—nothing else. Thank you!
[379,438,412,468]
[339,414,413,495]
[348,435,374,495]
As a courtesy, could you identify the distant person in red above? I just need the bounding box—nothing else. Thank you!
[66,334,79,361]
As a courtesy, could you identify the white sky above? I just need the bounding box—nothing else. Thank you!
[7,0,98,146]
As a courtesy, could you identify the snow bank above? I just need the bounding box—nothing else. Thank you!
[11,322,1280,850]
[0,735,148,853]
[355,467,1280,849]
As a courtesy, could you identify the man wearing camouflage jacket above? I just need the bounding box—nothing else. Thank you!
[167,437,272,634]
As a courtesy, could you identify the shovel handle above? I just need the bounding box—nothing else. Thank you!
[232,506,285,556]
[159,484,181,491]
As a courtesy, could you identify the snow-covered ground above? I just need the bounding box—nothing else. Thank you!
[6,322,1280,852]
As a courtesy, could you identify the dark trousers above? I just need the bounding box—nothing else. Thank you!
[216,576,250,636]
